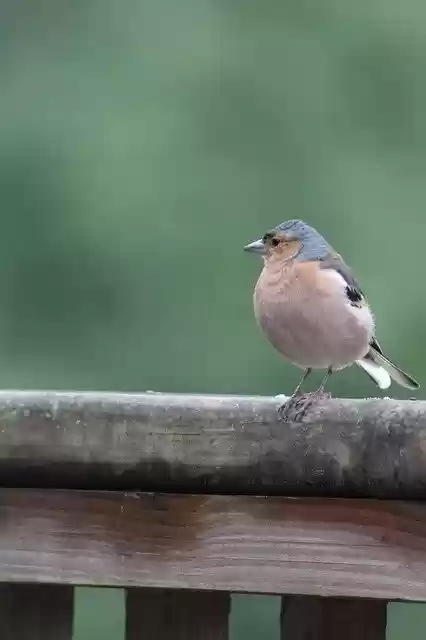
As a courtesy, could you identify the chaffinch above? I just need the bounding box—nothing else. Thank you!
[244,219,419,417]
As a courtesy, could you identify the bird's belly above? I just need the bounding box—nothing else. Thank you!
[255,296,373,369]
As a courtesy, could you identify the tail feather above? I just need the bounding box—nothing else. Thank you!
[361,347,419,391]
[356,358,391,389]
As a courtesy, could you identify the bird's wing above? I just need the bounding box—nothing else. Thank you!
[319,252,364,304]
[369,335,384,356]
[319,252,384,355]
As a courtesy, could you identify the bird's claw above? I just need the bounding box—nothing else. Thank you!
[278,390,331,422]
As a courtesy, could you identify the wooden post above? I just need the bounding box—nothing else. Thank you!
[125,588,230,640]
[280,596,387,640]
[0,584,73,640]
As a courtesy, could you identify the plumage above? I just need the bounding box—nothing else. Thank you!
[362,346,418,390]
[356,358,391,389]
[245,219,419,395]
[253,258,374,370]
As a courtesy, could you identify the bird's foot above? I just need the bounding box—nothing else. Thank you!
[278,390,331,423]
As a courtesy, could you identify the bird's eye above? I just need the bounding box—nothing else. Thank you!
[262,232,281,247]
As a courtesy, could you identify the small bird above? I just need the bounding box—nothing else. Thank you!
[244,219,418,415]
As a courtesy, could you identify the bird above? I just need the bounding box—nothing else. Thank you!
[244,219,419,417]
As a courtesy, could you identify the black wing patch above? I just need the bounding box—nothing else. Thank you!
[345,285,363,306]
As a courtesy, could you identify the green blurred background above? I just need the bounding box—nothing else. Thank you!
[1,0,425,637]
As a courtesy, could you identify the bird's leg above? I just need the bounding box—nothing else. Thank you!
[292,367,312,396]
[277,368,311,420]
[278,367,332,422]
[317,366,332,393]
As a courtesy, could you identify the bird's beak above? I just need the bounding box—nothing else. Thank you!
[244,238,266,254]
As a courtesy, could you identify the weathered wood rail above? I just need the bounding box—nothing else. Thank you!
[0,390,425,639]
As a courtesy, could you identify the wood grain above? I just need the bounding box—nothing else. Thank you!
[0,584,73,640]
[0,390,424,497]
[0,489,426,600]
[126,588,230,639]
[280,596,387,639]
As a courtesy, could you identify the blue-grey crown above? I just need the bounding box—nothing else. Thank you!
[274,219,331,260]
[275,219,313,238]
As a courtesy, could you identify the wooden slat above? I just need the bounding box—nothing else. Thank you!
[125,588,230,639]
[0,489,426,600]
[0,390,423,498]
[0,584,73,640]
[280,596,387,639]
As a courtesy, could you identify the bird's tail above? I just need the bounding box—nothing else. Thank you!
[356,348,419,391]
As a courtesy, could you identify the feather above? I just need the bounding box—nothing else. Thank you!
[367,346,419,390]
[356,358,391,389]
[319,253,365,307]
[320,253,419,389]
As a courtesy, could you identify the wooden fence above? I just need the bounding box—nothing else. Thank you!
[0,390,425,639]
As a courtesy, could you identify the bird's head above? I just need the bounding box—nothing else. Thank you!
[244,219,327,263]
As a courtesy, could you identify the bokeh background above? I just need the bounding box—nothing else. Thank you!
[1,0,425,638]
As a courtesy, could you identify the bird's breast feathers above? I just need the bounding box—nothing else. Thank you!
[253,259,375,368]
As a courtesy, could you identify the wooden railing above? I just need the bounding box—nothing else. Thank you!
[0,390,424,639]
